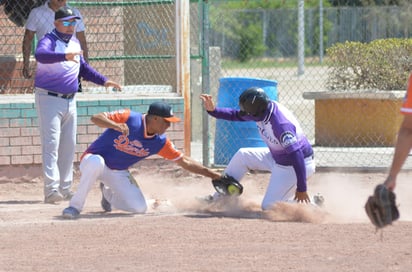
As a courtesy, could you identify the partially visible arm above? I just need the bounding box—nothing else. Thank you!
[290,149,311,203]
[104,80,122,90]
[384,114,412,191]
[76,31,89,62]
[22,29,35,78]
[175,155,221,180]
[35,36,67,63]
[79,60,121,91]
[200,93,257,121]
[90,112,129,135]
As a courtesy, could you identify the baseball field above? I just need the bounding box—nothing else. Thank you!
[1,161,411,272]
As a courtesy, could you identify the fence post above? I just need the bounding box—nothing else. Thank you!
[176,0,191,155]
[201,0,211,166]
[298,0,305,76]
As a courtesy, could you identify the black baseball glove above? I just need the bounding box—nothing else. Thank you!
[212,174,243,196]
[364,184,399,229]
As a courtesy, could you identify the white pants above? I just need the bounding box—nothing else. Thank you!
[35,88,76,197]
[70,154,147,213]
[224,147,316,210]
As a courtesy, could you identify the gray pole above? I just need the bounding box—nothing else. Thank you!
[319,0,324,63]
[202,0,210,166]
[298,0,305,76]
[262,10,267,55]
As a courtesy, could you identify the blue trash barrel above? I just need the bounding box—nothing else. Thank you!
[214,77,278,166]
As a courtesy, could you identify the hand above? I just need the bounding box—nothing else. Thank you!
[294,191,310,203]
[65,51,83,63]
[200,94,216,112]
[22,64,32,79]
[383,176,396,191]
[115,123,129,136]
[104,80,122,92]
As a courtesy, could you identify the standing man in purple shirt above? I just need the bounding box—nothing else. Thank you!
[34,6,121,204]
[200,87,320,210]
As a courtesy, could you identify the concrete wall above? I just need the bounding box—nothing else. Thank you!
[0,94,184,165]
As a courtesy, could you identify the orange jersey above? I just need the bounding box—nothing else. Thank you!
[401,73,412,114]
[84,109,183,169]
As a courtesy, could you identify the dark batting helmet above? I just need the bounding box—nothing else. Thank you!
[238,87,270,118]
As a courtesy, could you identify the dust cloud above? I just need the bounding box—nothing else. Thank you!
[135,170,412,224]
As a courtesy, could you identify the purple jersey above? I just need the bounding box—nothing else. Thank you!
[34,30,106,94]
[208,101,313,192]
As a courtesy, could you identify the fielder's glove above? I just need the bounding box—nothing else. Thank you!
[212,174,243,196]
[364,184,399,229]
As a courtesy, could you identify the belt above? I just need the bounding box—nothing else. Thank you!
[47,92,75,99]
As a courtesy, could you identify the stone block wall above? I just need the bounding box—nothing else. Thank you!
[0,94,184,165]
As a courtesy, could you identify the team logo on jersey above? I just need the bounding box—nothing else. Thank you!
[280,131,297,148]
[259,126,279,144]
[114,135,149,157]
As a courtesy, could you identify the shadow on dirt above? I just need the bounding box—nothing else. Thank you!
[0,200,42,205]
[185,211,263,220]
[53,212,134,221]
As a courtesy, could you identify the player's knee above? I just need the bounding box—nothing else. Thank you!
[229,148,250,166]
[234,148,249,157]
[232,148,260,163]
[80,154,105,173]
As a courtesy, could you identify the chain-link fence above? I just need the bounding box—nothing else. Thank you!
[0,0,200,94]
[2,1,412,170]
[202,2,412,170]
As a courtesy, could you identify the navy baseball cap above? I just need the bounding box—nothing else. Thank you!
[55,6,80,21]
[148,102,180,123]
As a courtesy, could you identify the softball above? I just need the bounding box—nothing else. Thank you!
[227,184,239,195]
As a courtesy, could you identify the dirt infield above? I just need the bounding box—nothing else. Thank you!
[1,163,412,272]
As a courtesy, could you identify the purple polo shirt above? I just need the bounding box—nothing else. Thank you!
[34,29,107,94]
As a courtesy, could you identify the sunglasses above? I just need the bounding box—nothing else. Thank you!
[62,21,76,27]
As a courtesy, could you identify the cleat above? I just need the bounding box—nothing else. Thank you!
[313,193,325,207]
[198,194,214,204]
[197,192,233,205]
[44,190,63,204]
[100,183,112,212]
[61,191,74,201]
[62,206,80,219]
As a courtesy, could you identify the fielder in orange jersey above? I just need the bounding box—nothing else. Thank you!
[383,72,412,191]
[62,101,221,219]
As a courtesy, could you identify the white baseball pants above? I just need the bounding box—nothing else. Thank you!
[70,154,147,213]
[224,147,316,210]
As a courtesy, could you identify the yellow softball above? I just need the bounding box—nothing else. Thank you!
[227,184,240,195]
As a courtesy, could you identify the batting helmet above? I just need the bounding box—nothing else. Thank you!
[238,87,270,118]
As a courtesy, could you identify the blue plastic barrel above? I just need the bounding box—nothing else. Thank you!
[214,77,278,165]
